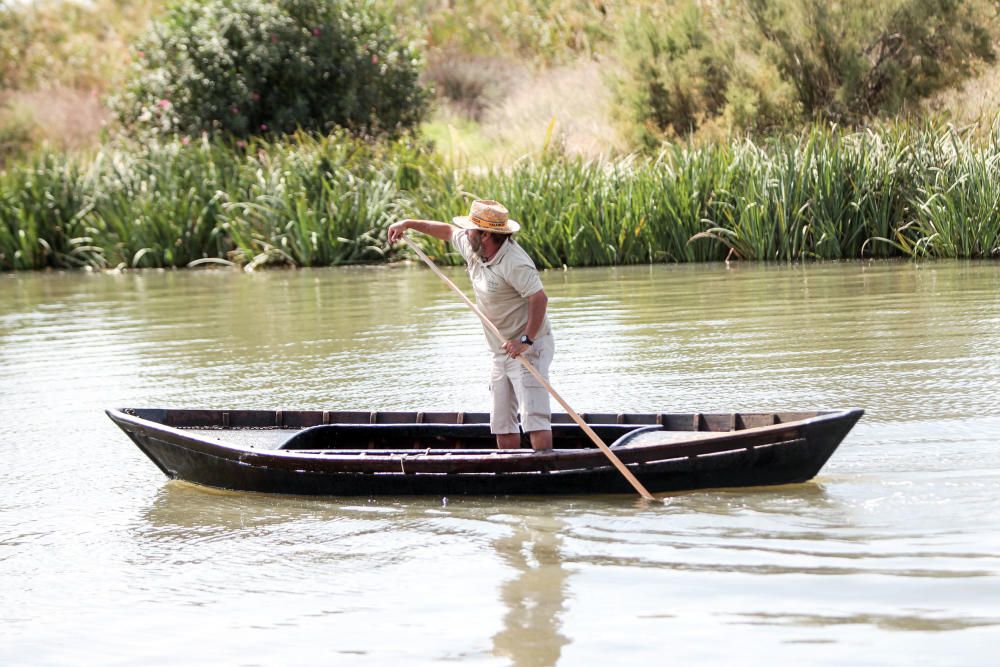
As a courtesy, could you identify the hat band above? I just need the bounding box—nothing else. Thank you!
[470,213,508,229]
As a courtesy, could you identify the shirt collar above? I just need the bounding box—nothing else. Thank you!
[480,237,515,267]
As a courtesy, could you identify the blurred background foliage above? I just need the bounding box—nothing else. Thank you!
[114,0,427,140]
[1,0,997,162]
[4,123,999,271]
[616,0,998,145]
[2,0,1000,270]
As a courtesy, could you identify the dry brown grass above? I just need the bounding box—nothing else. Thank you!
[924,60,1000,133]
[0,86,109,153]
[478,59,628,160]
[422,51,528,121]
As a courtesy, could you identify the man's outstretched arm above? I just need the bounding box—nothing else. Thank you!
[388,219,454,243]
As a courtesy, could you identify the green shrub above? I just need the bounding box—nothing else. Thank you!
[614,1,734,145]
[114,0,428,140]
[614,0,998,142]
[743,0,997,123]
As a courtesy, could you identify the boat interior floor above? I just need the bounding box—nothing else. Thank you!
[178,423,723,452]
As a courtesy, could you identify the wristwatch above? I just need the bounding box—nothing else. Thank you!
[519,334,534,346]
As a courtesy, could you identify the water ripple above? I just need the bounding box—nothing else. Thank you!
[2,261,1000,665]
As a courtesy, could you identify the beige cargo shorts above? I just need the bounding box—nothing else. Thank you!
[490,334,554,434]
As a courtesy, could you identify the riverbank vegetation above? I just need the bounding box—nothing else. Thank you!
[3,123,998,271]
[2,0,1000,270]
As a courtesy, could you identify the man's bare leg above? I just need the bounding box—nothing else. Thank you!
[496,433,521,449]
[528,430,552,451]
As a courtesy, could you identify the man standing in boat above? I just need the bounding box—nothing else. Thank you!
[388,200,554,452]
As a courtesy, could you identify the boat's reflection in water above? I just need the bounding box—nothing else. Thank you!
[137,482,576,662]
[144,480,921,664]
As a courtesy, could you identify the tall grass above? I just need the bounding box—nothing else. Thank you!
[2,122,999,272]
[702,130,889,261]
[222,137,387,268]
[901,127,1000,258]
[86,142,236,268]
[0,152,101,269]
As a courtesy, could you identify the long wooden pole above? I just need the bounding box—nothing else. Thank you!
[402,235,655,501]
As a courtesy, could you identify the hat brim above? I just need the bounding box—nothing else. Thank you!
[452,216,520,234]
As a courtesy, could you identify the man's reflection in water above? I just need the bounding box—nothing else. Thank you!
[492,515,571,667]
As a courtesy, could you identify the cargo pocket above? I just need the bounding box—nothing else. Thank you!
[517,363,550,433]
[491,357,519,434]
[520,337,552,381]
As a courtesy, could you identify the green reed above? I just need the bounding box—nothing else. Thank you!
[903,127,1000,258]
[1,122,999,272]
[85,141,238,268]
[700,128,908,261]
[0,153,102,270]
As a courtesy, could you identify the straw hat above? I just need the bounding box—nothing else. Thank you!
[452,199,520,234]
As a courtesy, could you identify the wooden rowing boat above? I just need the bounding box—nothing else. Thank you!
[106,407,863,496]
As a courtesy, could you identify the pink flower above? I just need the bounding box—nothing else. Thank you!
[181,136,190,145]
[371,54,379,64]
[250,91,261,102]
[157,99,171,109]
[236,140,247,149]
[230,105,239,114]
[312,27,321,36]
[270,34,279,44]
[137,50,145,59]
[260,123,268,131]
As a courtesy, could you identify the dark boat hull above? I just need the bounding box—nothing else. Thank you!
[107,408,863,497]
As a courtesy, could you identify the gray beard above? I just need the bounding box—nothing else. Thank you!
[469,235,486,258]
[473,234,505,260]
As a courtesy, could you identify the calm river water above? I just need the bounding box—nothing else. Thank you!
[1,260,999,666]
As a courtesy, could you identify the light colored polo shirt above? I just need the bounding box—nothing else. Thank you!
[452,228,551,350]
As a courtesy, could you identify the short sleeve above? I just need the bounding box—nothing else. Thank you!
[503,256,544,298]
[451,227,473,263]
